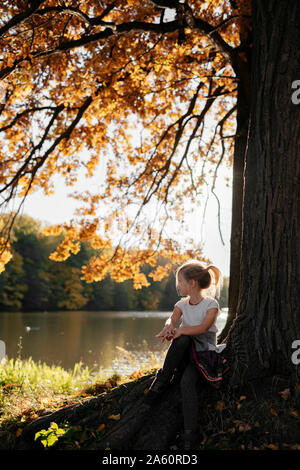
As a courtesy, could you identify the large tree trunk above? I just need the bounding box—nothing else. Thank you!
[219,23,252,342]
[225,0,300,385]
[219,80,250,342]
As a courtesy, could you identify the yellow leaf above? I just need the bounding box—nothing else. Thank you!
[108,414,120,421]
[270,408,278,416]
[97,424,105,432]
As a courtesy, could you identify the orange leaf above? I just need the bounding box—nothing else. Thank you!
[97,424,105,432]
[265,444,278,450]
[216,400,225,411]
[238,423,251,432]
[3,382,21,390]
[270,408,278,416]
[233,420,243,427]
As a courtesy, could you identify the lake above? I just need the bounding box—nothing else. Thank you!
[0,309,228,376]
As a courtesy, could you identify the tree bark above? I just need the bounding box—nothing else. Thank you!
[225,0,300,385]
[219,80,250,342]
[219,32,252,343]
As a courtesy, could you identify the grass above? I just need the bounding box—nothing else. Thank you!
[0,341,164,448]
[1,346,300,451]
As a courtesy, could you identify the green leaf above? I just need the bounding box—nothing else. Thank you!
[46,433,59,447]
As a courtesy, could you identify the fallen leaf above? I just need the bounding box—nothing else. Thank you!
[265,444,278,450]
[129,371,142,379]
[97,424,105,432]
[290,444,300,450]
[238,423,251,432]
[239,395,247,401]
[270,408,278,416]
[233,420,243,427]
[289,410,299,417]
[108,414,120,421]
[16,428,23,437]
[3,383,21,390]
[216,400,225,411]
[278,388,290,400]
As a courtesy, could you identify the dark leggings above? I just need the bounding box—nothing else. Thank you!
[160,335,201,431]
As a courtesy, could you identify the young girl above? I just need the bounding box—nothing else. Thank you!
[144,260,230,450]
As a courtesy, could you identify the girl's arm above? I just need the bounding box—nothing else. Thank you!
[155,306,182,340]
[173,308,218,338]
[165,306,182,329]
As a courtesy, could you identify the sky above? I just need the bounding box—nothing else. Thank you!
[19,159,232,277]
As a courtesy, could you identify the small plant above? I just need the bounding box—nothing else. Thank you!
[34,421,105,449]
[34,422,68,448]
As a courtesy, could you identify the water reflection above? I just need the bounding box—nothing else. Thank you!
[0,310,228,374]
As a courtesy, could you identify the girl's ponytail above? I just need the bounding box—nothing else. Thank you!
[205,265,223,298]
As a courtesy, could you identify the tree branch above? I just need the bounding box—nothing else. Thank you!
[0,106,58,132]
[0,1,48,37]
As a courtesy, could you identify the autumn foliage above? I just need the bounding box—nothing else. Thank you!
[0,0,251,286]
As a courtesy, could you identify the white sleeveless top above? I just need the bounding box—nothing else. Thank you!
[174,296,226,353]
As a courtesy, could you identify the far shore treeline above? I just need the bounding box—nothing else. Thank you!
[0,215,228,313]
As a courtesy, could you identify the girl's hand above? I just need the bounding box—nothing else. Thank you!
[155,326,175,343]
[172,327,183,339]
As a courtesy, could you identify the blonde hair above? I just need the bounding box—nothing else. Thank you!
[176,260,223,298]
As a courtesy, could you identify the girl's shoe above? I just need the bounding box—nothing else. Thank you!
[144,369,170,403]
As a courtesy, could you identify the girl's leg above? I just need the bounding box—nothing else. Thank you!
[159,335,192,380]
[145,336,191,401]
[180,362,200,438]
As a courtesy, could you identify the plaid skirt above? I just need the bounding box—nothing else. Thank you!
[190,342,230,390]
